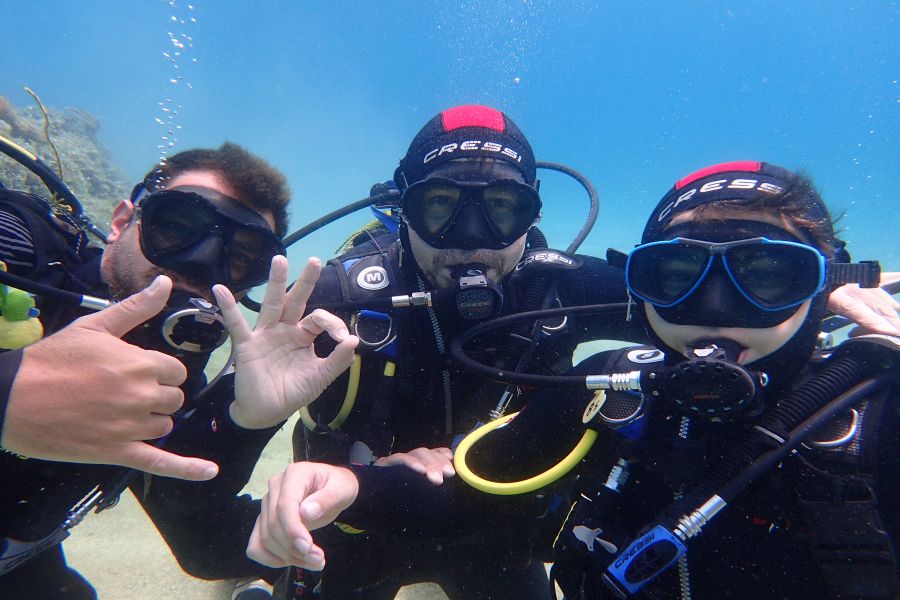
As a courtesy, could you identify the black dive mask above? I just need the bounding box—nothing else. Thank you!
[401,177,541,250]
[134,186,285,291]
[123,289,228,358]
[446,264,504,320]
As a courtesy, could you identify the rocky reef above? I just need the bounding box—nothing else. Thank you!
[0,94,129,230]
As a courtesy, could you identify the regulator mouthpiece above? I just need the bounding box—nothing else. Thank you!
[662,339,762,421]
[133,291,228,356]
[451,264,503,321]
[160,296,228,354]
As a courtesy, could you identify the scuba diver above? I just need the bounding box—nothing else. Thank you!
[248,162,900,598]
[459,161,900,599]
[288,104,641,598]
[256,107,898,599]
[0,141,358,599]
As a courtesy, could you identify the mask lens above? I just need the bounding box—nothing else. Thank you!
[627,241,709,306]
[482,184,539,240]
[726,242,823,309]
[402,178,539,247]
[141,193,216,253]
[403,183,462,237]
[229,229,283,286]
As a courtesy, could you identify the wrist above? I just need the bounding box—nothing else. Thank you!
[228,400,265,430]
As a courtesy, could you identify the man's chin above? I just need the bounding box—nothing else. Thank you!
[426,268,454,289]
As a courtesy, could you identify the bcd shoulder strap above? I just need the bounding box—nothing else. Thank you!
[796,385,900,599]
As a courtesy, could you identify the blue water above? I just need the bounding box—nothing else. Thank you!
[3,1,898,270]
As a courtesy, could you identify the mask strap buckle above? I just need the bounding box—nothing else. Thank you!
[829,261,881,288]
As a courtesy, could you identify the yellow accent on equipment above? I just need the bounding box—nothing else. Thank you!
[299,353,363,431]
[453,412,598,495]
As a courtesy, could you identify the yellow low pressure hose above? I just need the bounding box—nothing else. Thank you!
[453,412,598,495]
[300,353,363,430]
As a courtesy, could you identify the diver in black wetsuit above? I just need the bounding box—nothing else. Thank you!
[250,149,898,598]
[467,161,900,599]
[0,143,357,598]
[290,105,641,598]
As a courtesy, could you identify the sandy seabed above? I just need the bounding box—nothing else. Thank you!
[63,414,445,600]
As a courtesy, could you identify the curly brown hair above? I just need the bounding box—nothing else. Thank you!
[138,142,290,237]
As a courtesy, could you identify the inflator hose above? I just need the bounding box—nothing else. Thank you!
[453,412,599,495]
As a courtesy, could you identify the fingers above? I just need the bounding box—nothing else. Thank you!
[259,474,298,564]
[251,464,330,569]
[317,335,359,388]
[296,468,359,530]
[296,309,350,346]
[880,272,900,286]
[118,442,219,481]
[375,448,455,485]
[829,284,900,336]
[282,257,323,324]
[256,256,289,329]
[78,275,172,338]
[144,376,187,414]
[273,467,322,562]
[247,516,291,568]
[142,350,189,388]
[213,284,254,345]
[141,413,176,440]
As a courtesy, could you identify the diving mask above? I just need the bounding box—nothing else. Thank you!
[134,186,285,291]
[626,236,826,313]
[400,177,541,249]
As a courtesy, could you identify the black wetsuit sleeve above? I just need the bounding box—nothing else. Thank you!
[0,349,24,448]
[134,374,283,581]
[339,464,464,534]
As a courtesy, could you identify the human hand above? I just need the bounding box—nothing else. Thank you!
[246,461,359,570]
[214,256,359,430]
[1,275,219,481]
[829,272,900,336]
[374,447,455,485]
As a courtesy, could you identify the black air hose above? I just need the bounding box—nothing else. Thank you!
[526,226,548,250]
[493,227,553,371]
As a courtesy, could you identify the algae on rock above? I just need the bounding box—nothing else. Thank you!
[0,95,130,231]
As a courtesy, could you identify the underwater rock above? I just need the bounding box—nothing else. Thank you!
[0,95,129,231]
